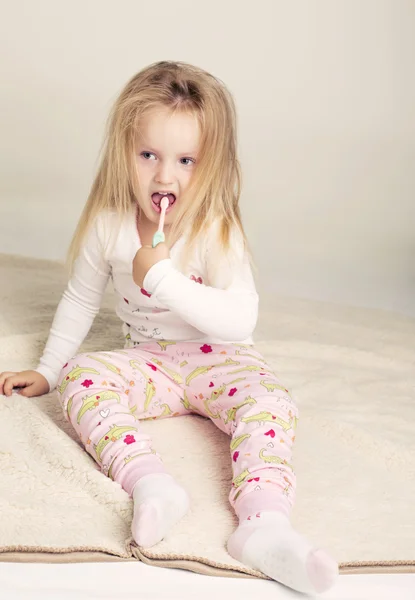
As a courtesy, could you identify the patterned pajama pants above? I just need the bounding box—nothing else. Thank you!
[57,342,298,519]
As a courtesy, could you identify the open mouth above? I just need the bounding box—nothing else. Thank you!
[151,192,176,213]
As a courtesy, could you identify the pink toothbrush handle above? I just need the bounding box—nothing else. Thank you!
[152,198,169,247]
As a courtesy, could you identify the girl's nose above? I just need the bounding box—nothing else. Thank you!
[155,161,174,185]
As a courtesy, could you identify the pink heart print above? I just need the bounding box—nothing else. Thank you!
[190,275,203,284]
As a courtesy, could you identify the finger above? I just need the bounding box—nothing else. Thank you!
[0,371,17,383]
[18,385,35,398]
[3,375,29,397]
[3,377,17,396]
[0,372,16,394]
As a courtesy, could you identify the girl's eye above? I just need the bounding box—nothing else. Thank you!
[180,157,195,166]
[141,152,156,160]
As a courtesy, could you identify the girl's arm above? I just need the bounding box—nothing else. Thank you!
[36,216,111,390]
[143,230,259,341]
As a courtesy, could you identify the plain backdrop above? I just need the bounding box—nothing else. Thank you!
[0,0,414,316]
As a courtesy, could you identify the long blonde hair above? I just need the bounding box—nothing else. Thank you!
[67,61,247,272]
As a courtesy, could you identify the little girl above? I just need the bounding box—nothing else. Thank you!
[0,61,338,594]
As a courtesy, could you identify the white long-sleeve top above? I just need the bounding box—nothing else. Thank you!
[36,208,259,391]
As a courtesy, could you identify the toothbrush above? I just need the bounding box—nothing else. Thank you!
[152,196,169,247]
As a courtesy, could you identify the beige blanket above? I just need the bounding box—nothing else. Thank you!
[0,253,414,576]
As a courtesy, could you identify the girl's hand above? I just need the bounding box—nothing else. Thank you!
[132,243,170,288]
[0,370,50,397]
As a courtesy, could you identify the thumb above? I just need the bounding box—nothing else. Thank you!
[17,385,32,398]
[18,384,35,397]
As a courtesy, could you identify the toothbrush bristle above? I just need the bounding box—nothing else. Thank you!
[160,197,169,211]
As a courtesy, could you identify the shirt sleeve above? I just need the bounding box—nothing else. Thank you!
[143,227,259,341]
[36,216,111,391]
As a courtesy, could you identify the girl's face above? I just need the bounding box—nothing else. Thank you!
[135,106,200,227]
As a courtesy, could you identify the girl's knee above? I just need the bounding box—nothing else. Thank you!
[256,391,299,420]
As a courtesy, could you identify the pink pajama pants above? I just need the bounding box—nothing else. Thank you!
[57,342,298,520]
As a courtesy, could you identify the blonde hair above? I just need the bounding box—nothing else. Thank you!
[67,60,247,272]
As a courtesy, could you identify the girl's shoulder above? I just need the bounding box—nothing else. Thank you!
[92,207,134,241]
[93,207,128,232]
[204,218,246,260]
[84,207,136,260]
[203,219,249,288]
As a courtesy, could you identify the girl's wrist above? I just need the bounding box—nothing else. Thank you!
[143,259,173,294]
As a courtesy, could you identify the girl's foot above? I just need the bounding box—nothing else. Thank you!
[228,511,338,594]
[132,473,189,547]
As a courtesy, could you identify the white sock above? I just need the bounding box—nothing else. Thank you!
[132,473,189,548]
[228,511,338,594]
